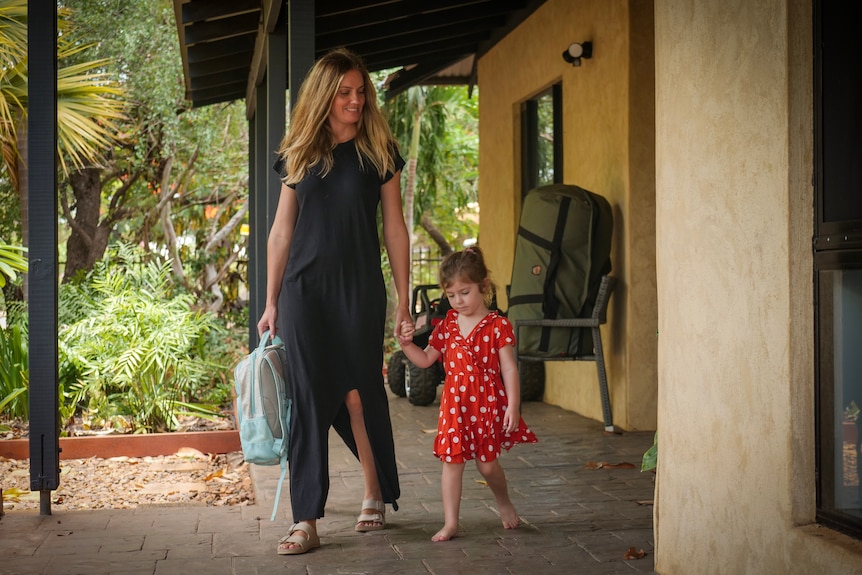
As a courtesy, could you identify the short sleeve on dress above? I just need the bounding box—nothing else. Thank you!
[428,310,455,354]
[272,155,300,187]
[494,316,516,351]
[382,146,406,184]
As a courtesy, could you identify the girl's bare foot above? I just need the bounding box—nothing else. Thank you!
[431,525,459,542]
[498,502,520,529]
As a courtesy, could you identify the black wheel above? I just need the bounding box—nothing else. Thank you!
[387,351,407,397]
[519,360,545,401]
[405,361,440,406]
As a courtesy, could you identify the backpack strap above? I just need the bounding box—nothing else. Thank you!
[271,454,288,521]
[269,396,292,521]
[540,195,571,351]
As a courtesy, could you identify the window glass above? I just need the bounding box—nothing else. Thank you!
[535,91,556,187]
[521,85,562,198]
[814,0,862,537]
[818,269,862,532]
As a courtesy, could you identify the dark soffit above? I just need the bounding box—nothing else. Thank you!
[172,0,547,109]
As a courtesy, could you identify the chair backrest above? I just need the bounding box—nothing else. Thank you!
[591,275,617,323]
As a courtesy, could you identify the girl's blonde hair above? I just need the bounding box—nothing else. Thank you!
[439,246,496,306]
[276,47,399,184]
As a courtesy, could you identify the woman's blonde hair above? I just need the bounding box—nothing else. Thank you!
[276,47,398,184]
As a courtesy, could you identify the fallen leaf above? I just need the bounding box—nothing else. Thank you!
[421,429,436,434]
[2,487,30,501]
[584,461,636,470]
[636,500,654,506]
[175,447,206,459]
[204,469,225,481]
[475,479,488,486]
[624,546,646,560]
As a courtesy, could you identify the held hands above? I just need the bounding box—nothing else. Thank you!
[397,320,416,347]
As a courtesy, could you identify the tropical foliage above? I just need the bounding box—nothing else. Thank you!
[58,243,228,433]
[0,241,25,287]
[387,85,479,254]
[0,319,27,421]
[0,3,482,434]
[56,0,249,307]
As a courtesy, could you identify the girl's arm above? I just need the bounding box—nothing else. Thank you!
[397,320,442,368]
[256,183,299,337]
[499,344,521,433]
[380,171,411,339]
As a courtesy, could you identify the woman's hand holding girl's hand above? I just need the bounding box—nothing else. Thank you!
[397,320,416,347]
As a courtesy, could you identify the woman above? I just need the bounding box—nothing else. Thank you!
[257,47,410,555]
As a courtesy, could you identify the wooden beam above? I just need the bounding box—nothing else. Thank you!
[317,2,512,37]
[333,19,497,58]
[187,33,256,64]
[181,0,258,23]
[246,0,283,118]
[365,44,476,72]
[184,12,260,46]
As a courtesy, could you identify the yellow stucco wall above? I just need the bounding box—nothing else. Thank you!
[478,0,658,431]
[654,0,862,572]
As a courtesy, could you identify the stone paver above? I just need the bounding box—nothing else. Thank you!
[0,390,657,574]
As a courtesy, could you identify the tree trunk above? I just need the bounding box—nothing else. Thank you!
[419,212,453,256]
[64,167,112,281]
[403,109,422,286]
[202,200,248,313]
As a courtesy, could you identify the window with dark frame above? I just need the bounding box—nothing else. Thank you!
[814,0,862,539]
[521,84,563,198]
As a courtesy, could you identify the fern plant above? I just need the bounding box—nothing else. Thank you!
[59,243,225,433]
[0,320,28,422]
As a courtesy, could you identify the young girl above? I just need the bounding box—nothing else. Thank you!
[398,246,538,542]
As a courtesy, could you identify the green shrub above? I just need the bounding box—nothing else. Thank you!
[59,243,226,433]
[0,320,28,422]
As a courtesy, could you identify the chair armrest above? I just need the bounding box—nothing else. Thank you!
[514,318,600,329]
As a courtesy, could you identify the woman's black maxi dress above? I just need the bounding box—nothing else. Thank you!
[274,140,404,521]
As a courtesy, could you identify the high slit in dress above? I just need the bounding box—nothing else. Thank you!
[274,140,404,521]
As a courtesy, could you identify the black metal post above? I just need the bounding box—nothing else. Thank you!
[28,0,60,514]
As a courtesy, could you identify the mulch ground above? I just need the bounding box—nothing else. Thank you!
[1,413,254,512]
[0,449,253,511]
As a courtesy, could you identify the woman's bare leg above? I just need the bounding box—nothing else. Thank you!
[345,390,383,528]
[433,461,465,541]
[476,459,520,529]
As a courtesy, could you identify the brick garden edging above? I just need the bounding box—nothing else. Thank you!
[0,430,240,460]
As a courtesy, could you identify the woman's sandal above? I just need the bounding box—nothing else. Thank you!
[354,499,386,532]
[277,521,320,555]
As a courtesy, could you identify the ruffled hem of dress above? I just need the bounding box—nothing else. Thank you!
[433,422,538,463]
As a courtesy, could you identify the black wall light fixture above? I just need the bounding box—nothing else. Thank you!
[562,41,593,66]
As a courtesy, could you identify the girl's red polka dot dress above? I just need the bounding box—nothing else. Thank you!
[428,310,538,463]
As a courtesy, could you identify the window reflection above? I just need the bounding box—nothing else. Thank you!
[535,91,555,186]
[820,268,862,522]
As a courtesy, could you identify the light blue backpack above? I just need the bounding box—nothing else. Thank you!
[234,330,291,521]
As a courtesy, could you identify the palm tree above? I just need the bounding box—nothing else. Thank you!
[0,241,26,287]
[0,0,126,285]
[387,86,449,284]
[387,85,479,261]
